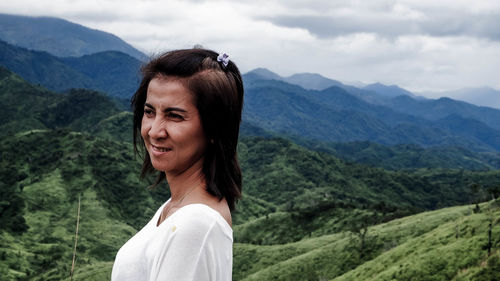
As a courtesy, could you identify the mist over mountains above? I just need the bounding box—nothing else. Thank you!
[420,87,500,110]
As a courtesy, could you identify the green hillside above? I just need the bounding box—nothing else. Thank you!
[0,66,59,136]
[0,41,94,92]
[0,66,125,138]
[1,128,499,280]
[300,139,500,171]
[61,51,142,98]
[233,201,499,281]
[1,65,499,280]
[0,130,170,280]
[239,137,499,211]
[0,40,141,98]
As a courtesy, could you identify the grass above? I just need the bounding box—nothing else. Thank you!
[232,201,499,281]
[1,130,499,280]
[0,169,137,280]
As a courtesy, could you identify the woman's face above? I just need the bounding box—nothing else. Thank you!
[141,77,207,177]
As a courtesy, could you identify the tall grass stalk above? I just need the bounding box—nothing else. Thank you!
[70,195,81,281]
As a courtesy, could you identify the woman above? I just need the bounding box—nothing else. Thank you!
[111,48,244,281]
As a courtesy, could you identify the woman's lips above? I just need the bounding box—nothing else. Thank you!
[151,144,172,155]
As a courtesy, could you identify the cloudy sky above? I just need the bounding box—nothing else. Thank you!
[1,0,500,94]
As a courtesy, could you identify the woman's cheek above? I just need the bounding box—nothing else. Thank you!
[141,118,151,140]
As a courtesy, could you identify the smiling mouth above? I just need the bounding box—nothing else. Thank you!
[152,144,172,152]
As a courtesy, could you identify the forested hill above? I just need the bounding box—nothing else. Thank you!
[234,202,499,281]
[0,40,141,98]
[3,64,498,171]
[2,24,500,155]
[0,66,127,137]
[296,139,500,171]
[2,27,500,155]
[242,76,500,152]
[0,67,499,279]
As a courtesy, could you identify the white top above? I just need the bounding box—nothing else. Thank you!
[111,201,233,281]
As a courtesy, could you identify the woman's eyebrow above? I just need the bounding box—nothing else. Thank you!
[164,107,187,113]
[144,103,187,113]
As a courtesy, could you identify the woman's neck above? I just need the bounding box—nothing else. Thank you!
[166,163,206,202]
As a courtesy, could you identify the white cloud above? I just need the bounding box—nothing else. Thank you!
[1,0,500,94]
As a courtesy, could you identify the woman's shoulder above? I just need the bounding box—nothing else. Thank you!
[167,204,233,237]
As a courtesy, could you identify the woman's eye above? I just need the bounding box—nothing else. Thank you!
[144,109,154,117]
[168,113,184,120]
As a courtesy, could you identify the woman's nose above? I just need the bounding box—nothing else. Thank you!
[149,117,167,139]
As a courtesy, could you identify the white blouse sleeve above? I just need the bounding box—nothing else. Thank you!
[149,207,233,281]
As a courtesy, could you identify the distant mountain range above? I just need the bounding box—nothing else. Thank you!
[243,72,500,153]
[0,13,147,60]
[245,68,425,106]
[420,87,500,110]
[247,68,344,90]
[247,68,500,110]
[0,40,141,98]
[2,34,500,154]
[362,82,422,100]
[2,12,500,157]
[246,68,422,100]
[384,95,500,131]
[2,65,499,171]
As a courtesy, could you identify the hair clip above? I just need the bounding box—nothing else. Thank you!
[217,53,230,67]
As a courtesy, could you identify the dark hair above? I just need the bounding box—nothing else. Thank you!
[131,48,244,211]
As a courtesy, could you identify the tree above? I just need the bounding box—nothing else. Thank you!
[468,182,482,206]
[348,213,379,260]
[486,185,500,200]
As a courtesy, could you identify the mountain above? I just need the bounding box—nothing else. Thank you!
[0,13,147,60]
[420,87,500,110]
[4,43,498,153]
[237,136,499,222]
[387,95,500,131]
[242,75,500,152]
[234,201,499,281]
[434,114,500,151]
[245,68,283,81]
[2,128,498,280]
[284,72,344,91]
[61,51,142,98]
[3,61,500,169]
[0,40,94,91]
[244,69,420,105]
[0,129,167,280]
[1,67,499,280]
[0,40,141,98]
[243,78,393,142]
[245,68,344,91]
[6,63,499,173]
[0,66,125,137]
[303,140,500,171]
[0,65,59,136]
[363,82,421,99]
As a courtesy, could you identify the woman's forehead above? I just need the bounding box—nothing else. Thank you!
[146,77,195,107]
